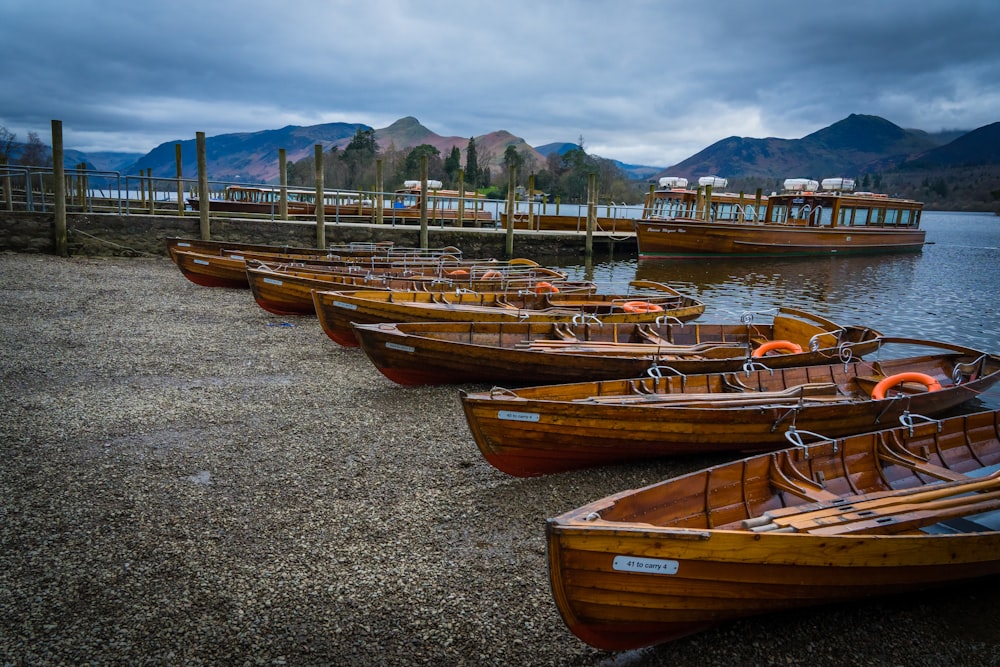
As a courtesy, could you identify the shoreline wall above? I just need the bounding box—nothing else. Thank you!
[0,211,636,260]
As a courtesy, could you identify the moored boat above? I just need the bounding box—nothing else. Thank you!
[313,281,706,347]
[546,408,1000,650]
[460,337,1000,476]
[165,235,400,263]
[635,177,925,258]
[245,261,591,317]
[172,247,540,290]
[352,308,882,386]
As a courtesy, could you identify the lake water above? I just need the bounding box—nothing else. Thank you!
[551,210,1000,409]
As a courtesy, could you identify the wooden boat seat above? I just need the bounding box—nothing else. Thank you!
[636,324,669,345]
[876,431,969,482]
[768,450,841,502]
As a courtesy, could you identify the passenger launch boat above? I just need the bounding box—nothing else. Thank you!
[635,177,925,258]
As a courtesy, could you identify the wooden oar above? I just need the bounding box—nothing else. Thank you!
[746,467,1000,532]
[576,382,843,407]
[803,493,1000,536]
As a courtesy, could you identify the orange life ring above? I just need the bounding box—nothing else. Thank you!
[482,270,503,279]
[446,269,469,277]
[534,282,559,294]
[752,339,804,357]
[871,372,942,400]
[622,301,664,314]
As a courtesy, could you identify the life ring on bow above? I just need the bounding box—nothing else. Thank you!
[447,269,469,277]
[871,372,942,400]
[482,270,503,279]
[622,301,664,314]
[534,282,559,294]
[752,340,804,357]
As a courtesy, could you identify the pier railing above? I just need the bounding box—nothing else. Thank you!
[0,165,643,232]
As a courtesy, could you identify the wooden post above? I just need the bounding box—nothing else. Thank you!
[314,144,325,248]
[754,188,763,222]
[2,158,11,212]
[175,143,184,215]
[76,163,86,209]
[585,173,596,260]
[643,183,654,217]
[527,173,536,230]
[419,156,428,249]
[504,164,515,259]
[196,131,210,240]
[704,184,713,220]
[146,168,154,214]
[375,159,384,225]
[279,148,288,220]
[52,120,67,257]
[457,168,465,226]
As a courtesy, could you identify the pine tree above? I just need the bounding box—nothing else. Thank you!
[464,137,480,189]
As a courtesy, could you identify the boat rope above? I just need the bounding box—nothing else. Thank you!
[69,227,158,257]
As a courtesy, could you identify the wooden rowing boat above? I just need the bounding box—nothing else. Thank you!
[351,308,882,386]
[172,247,553,290]
[246,261,594,317]
[313,281,706,347]
[546,408,1000,650]
[165,236,404,263]
[460,337,1000,476]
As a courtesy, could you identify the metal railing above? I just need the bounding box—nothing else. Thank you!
[1,165,644,232]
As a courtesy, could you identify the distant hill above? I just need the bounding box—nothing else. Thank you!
[656,114,950,182]
[535,142,577,157]
[116,116,548,183]
[64,150,144,173]
[899,122,1000,169]
[129,122,368,182]
[533,141,661,180]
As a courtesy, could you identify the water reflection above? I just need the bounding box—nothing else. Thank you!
[546,211,1000,408]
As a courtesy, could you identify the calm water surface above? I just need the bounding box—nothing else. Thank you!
[550,211,1000,409]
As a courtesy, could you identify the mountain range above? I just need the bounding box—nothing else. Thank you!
[17,115,1000,200]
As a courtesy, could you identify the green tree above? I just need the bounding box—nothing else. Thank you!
[464,137,480,189]
[402,144,444,182]
[502,145,523,188]
[443,146,462,187]
[340,128,378,189]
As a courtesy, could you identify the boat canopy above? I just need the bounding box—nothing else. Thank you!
[821,177,856,192]
[402,179,444,190]
[698,176,727,189]
[658,176,688,189]
[783,178,819,192]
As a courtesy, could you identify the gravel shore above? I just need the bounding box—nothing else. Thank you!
[1,252,998,666]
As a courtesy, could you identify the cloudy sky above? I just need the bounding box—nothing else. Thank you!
[2,0,998,167]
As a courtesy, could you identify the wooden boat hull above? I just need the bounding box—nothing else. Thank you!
[313,284,706,347]
[351,309,883,386]
[634,219,927,258]
[500,212,636,234]
[246,264,593,317]
[547,409,1000,650]
[460,338,1000,476]
[173,250,250,289]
